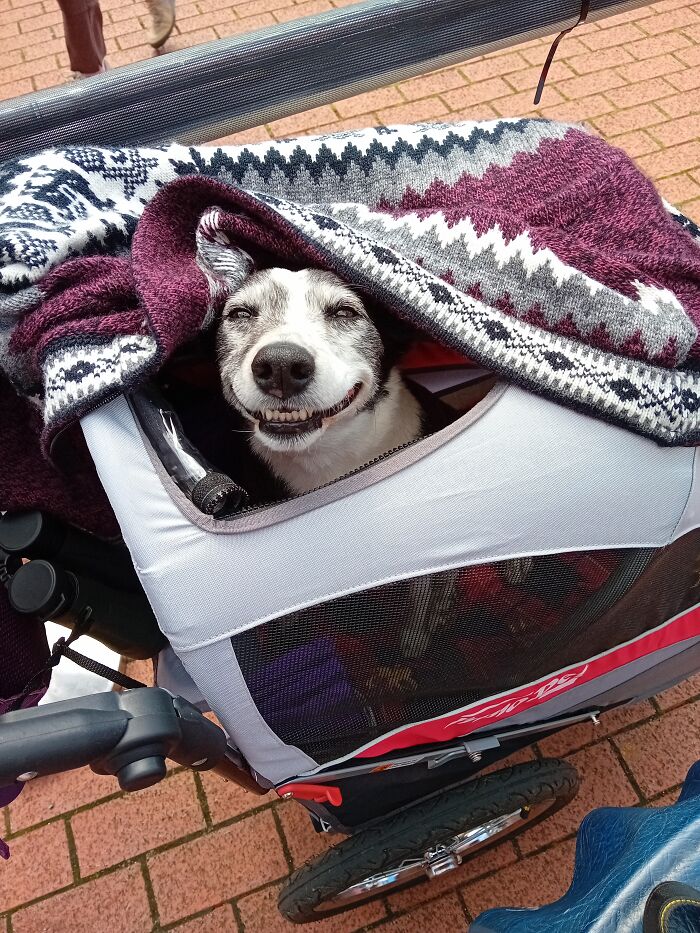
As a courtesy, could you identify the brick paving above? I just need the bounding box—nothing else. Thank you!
[1,0,700,930]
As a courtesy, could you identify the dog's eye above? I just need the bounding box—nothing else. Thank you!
[226,304,256,320]
[328,303,359,319]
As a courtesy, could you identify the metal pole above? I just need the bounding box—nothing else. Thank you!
[0,0,652,161]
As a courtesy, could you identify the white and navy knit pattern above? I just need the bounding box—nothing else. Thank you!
[1,119,700,445]
[43,335,158,423]
[247,193,700,444]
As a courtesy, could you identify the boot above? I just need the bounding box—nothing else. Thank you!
[144,0,176,49]
[69,62,109,80]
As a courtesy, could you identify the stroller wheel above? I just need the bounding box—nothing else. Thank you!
[278,758,578,924]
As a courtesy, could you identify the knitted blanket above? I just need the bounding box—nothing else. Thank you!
[2,118,700,508]
[1,116,700,710]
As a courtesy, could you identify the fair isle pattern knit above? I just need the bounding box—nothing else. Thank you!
[1,118,700,449]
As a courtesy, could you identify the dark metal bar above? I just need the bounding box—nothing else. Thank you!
[0,688,265,794]
[0,0,652,160]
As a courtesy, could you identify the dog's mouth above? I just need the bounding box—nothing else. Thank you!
[249,382,363,436]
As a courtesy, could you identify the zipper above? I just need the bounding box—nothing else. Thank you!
[49,390,122,455]
[67,386,437,520]
[222,379,502,518]
[221,435,423,519]
[52,389,419,521]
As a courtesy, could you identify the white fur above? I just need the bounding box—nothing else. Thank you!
[217,268,422,494]
[258,370,422,493]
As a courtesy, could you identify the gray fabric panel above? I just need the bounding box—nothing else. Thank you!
[177,639,318,783]
[472,633,700,737]
[81,394,700,782]
[675,448,700,541]
[557,640,700,712]
[155,646,209,710]
[81,388,698,654]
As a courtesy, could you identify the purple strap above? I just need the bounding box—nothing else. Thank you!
[534,0,590,105]
[0,782,24,860]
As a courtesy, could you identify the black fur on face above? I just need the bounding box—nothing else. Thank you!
[353,291,420,411]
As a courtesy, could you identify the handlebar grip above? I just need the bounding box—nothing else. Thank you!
[0,705,129,786]
[0,689,235,794]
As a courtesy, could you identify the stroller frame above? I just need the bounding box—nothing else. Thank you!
[5,360,700,917]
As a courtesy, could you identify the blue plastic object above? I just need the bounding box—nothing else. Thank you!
[470,761,700,933]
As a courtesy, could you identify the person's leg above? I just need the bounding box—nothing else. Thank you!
[144,0,176,49]
[55,0,107,76]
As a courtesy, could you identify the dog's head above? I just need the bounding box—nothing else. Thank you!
[217,268,395,452]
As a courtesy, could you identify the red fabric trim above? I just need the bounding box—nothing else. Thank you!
[357,602,700,759]
[399,341,474,370]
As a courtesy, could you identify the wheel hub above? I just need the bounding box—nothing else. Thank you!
[424,846,462,878]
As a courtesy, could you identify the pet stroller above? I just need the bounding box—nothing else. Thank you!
[3,320,700,923]
[2,0,700,923]
[2,114,700,921]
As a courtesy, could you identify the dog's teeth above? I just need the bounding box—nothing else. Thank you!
[291,410,299,421]
[264,409,272,421]
[298,410,307,421]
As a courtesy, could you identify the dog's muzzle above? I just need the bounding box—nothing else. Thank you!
[243,382,363,438]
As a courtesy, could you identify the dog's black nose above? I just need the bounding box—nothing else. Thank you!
[251,342,315,399]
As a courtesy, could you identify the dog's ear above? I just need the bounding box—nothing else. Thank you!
[196,207,256,298]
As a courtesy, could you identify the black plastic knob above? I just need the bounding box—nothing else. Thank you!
[116,757,167,791]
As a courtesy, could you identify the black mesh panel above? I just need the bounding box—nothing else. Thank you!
[231,531,700,762]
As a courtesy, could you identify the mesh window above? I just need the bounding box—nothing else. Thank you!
[231,531,700,763]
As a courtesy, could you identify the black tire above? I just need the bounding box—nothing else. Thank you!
[278,758,578,924]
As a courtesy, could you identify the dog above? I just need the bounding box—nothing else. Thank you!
[217,267,426,495]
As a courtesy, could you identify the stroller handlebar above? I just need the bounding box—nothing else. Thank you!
[0,704,130,785]
[0,688,230,792]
